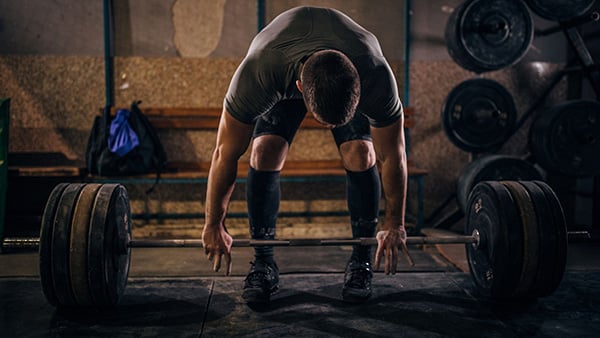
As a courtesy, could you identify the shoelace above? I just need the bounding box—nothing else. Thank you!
[346,267,372,288]
[245,262,276,287]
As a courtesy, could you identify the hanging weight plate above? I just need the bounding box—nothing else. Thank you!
[533,181,568,296]
[501,181,539,299]
[445,0,534,73]
[69,183,102,307]
[88,184,131,308]
[39,183,69,307]
[51,183,86,307]
[465,181,523,299]
[442,78,517,152]
[456,155,543,212]
[525,0,595,22]
[530,100,600,177]
[519,181,561,298]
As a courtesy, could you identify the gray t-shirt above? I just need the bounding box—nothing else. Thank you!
[224,6,403,128]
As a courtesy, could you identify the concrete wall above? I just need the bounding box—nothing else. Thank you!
[2,0,594,236]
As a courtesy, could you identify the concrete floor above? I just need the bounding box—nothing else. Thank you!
[1,239,599,337]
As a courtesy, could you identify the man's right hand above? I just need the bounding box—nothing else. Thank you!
[201,224,233,275]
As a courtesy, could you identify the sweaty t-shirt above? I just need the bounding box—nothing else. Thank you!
[224,6,403,128]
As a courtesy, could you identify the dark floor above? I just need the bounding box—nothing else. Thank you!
[1,242,599,337]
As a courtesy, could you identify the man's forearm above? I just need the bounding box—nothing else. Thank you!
[379,155,407,230]
[205,152,238,227]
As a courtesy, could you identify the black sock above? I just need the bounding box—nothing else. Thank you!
[346,166,381,263]
[246,167,280,263]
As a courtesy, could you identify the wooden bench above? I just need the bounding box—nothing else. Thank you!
[88,106,428,229]
[8,107,428,230]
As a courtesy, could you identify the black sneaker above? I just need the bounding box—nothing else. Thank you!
[242,259,279,303]
[342,259,373,303]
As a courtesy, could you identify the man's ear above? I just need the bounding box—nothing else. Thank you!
[296,80,303,92]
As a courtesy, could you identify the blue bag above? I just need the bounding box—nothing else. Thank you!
[108,108,140,157]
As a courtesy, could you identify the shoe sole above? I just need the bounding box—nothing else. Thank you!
[342,289,372,303]
[242,285,279,304]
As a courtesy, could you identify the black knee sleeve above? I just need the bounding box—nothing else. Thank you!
[247,167,280,238]
[346,166,381,262]
[346,165,381,224]
[246,167,280,260]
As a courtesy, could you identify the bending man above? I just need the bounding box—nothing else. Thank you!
[202,6,408,304]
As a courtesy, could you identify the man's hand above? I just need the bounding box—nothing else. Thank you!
[202,224,233,275]
[374,227,412,274]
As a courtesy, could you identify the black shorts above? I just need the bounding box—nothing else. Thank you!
[253,99,372,147]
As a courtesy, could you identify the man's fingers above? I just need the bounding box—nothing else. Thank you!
[392,245,399,275]
[213,253,222,272]
[374,244,384,271]
[225,253,232,276]
[385,245,392,275]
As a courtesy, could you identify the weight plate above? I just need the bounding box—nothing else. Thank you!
[69,183,102,307]
[51,183,86,307]
[442,78,517,152]
[533,181,568,296]
[465,181,523,299]
[445,0,534,73]
[519,181,560,297]
[88,184,131,308]
[530,100,600,177]
[525,0,595,22]
[501,181,539,298]
[457,155,543,212]
[104,184,131,306]
[39,183,69,307]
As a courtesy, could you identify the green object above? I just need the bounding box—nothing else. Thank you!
[0,98,9,245]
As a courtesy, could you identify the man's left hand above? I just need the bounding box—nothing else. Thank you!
[374,227,410,274]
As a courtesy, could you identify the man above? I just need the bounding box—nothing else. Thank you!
[202,6,408,304]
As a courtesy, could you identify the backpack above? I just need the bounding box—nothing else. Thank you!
[86,100,167,184]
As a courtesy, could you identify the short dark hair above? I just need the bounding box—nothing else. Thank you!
[300,50,360,127]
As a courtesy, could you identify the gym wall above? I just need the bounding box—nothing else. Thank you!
[0,0,584,235]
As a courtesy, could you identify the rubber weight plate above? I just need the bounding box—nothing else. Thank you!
[501,181,539,299]
[445,0,534,73]
[465,181,523,299]
[519,181,561,297]
[88,184,131,308]
[69,183,102,307]
[39,183,69,307]
[442,78,517,153]
[457,155,543,212]
[530,100,600,177]
[533,181,568,296]
[51,183,86,307]
[525,0,595,22]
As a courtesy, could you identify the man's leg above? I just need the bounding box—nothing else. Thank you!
[333,113,381,302]
[243,100,306,303]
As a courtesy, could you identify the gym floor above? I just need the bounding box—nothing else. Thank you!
[1,233,599,338]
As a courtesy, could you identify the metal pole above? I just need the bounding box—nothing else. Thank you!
[3,231,590,251]
[0,99,9,249]
[128,235,479,248]
[103,0,115,108]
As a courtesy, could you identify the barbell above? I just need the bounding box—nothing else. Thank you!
[2,179,576,308]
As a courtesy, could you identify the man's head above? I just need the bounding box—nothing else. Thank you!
[297,50,360,128]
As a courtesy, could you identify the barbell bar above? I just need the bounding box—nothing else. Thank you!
[1,232,480,251]
[3,230,590,252]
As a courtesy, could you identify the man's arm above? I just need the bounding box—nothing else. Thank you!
[370,116,408,274]
[202,110,254,274]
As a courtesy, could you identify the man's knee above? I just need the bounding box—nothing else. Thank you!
[339,140,376,171]
[250,135,289,170]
